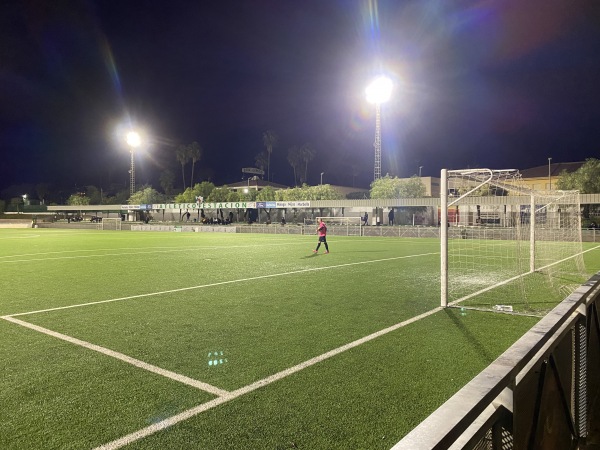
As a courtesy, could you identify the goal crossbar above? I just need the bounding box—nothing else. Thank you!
[441,168,584,314]
[101,218,122,231]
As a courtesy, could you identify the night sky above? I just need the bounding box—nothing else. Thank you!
[2,0,600,198]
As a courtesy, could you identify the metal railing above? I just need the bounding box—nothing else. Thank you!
[392,272,600,450]
[33,222,600,243]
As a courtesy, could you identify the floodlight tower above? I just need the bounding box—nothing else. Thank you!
[126,131,141,197]
[366,76,392,182]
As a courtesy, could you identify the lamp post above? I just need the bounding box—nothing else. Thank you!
[320,172,325,185]
[18,194,27,213]
[366,76,393,182]
[419,166,423,177]
[126,131,141,197]
[548,157,552,190]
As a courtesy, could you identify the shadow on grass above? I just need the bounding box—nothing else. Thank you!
[302,252,320,259]
[444,308,495,363]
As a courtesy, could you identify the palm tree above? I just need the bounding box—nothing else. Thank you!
[159,169,175,196]
[300,143,316,184]
[189,142,202,186]
[255,152,268,175]
[287,145,303,186]
[176,144,191,190]
[262,130,278,182]
[351,164,360,187]
[35,183,49,205]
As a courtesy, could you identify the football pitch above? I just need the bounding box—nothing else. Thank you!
[2,228,599,449]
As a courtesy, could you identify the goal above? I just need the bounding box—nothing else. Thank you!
[305,217,363,236]
[101,217,122,231]
[440,168,585,314]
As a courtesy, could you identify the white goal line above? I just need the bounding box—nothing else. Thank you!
[448,244,600,308]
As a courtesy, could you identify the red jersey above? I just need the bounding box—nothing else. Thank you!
[317,221,327,237]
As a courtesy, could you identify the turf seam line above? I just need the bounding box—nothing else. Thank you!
[92,307,443,450]
[7,252,438,317]
[1,316,230,397]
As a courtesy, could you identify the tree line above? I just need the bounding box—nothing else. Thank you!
[166,130,319,194]
[3,152,600,212]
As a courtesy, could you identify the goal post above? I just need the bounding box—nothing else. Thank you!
[101,218,122,231]
[440,168,585,314]
[306,216,363,236]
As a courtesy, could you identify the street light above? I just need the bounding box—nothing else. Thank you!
[548,157,552,190]
[126,131,141,197]
[18,194,27,213]
[366,76,393,182]
[320,172,325,185]
[419,166,423,177]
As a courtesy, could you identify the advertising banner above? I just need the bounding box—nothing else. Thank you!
[150,201,311,210]
[152,202,256,210]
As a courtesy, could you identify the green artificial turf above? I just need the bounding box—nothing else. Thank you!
[0,320,213,450]
[124,309,539,450]
[1,228,599,449]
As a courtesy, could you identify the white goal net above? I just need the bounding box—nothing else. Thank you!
[101,218,122,231]
[441,168,585,315]
[304,217,363,236]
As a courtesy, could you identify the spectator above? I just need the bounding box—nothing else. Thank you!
[388,208,394,226]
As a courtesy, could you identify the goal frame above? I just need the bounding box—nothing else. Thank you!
[306,216,363,236]
[440,168,583,309]
[100,217,122,231]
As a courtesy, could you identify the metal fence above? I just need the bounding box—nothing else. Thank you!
[392,271,600,450]
[34,221,600,242]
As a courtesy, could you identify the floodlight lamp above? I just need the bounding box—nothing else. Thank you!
[126,131,141,148]
[366,76,393,104]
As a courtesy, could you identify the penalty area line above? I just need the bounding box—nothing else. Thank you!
[1,316,229,398]
[9,252,438,318]
[94,306,443,450]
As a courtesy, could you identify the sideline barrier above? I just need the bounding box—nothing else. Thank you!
[0,219,32,228]
[27,223,600,243]
[392,272,600,450]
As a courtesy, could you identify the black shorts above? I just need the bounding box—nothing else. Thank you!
[318,236,327,243]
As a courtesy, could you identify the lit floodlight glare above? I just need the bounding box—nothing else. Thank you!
[126,131,141,148]
[366,76,393,104]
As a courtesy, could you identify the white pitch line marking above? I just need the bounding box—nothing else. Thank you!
[0,241,311,264]
[448,244,600,307]
[93,307,443,450]
[1,316,230,398]
[0,240,310,260]
[92,245,600,449]
[0,236,438,262]
[7,252,438,317]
